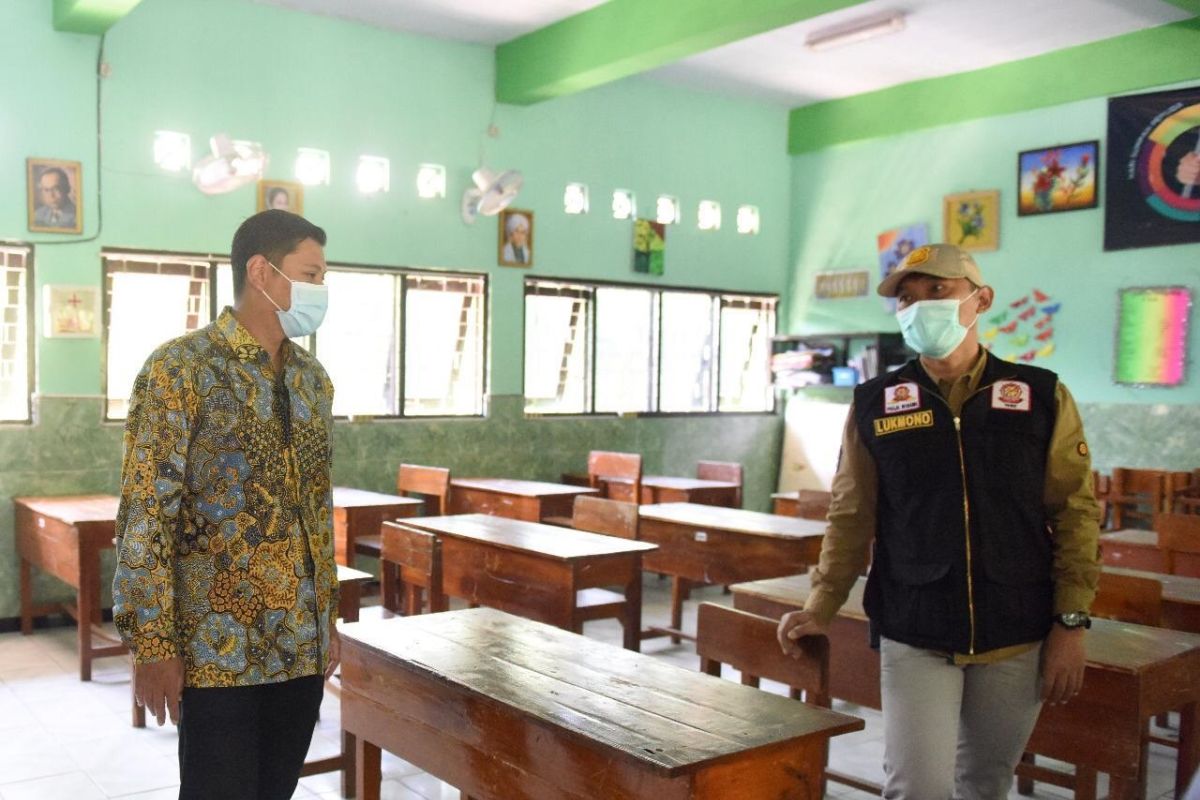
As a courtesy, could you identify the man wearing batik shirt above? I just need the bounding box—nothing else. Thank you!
[113,210,337,800]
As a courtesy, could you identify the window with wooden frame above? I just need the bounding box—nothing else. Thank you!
[0,245,34,423]
[523,277,776,416]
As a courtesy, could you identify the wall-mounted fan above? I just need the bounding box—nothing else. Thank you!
[461,167,523,224]
[192,134,268,195]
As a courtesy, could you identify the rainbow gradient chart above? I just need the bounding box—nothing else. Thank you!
[1114,287,1192,386]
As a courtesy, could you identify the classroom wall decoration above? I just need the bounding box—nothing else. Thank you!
[942,190,1000,252]
[27,157,83,234]
[1017,141,1098,216]
[43,285,100,338]
[633,218,665,275]
[877,223,929,311]
[1104,86,1200,251]
[1114,286,1191,386]
[813,270,869,299]
[981,287,1060,363]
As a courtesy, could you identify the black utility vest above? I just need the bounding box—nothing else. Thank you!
[854,353,1058,655]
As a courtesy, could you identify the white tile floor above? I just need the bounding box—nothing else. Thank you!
[0,579,1187,799]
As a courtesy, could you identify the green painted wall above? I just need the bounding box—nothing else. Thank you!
[786,84,1200,470]
[0,0,790,619]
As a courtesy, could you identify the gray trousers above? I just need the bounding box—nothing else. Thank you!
[880,637,1044,800]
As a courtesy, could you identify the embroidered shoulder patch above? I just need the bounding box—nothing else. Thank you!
[1077,442,1089,457]
[873,410,934,436]
[884,382,921,414]
[991,380,1031,412]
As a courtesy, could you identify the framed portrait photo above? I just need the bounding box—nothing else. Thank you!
[1017,140,1099,216]
[257,179,304,214]
[27,158,83,234]
[943,189,1000,252]
[498,208,534,268]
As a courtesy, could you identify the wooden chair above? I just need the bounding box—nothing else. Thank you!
[355,464,451,560]
[696,603,866,795]
[1168,470,1200,514]
[696,460,744,508]
[1159,512,1200,578]
[588,450,643,503]
[1092,471,1111,529]
[569,496,642,642]
[380,521,448,615]
[795,489,832,522]
[1108,468,1165,530]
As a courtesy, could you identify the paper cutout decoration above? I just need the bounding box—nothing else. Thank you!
[1114,286,1192,386]
[985,288,1062,364]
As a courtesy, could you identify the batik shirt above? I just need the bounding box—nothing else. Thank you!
[113,307,338,688]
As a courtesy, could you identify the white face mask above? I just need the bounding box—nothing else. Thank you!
[896,289,979,359]
[260,260,328,338]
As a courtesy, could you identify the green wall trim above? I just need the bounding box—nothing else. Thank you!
[53,0,144,34]
[1162,0,1200,14]
[496,0,869,105]
[787,17,1200,154]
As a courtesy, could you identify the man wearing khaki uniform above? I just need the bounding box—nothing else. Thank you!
[779,244,1101,799]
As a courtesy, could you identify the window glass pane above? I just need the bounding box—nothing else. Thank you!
[315,270,399,417]
[595,287,656,413]
[0,246,31,422]
[106,264,210,419]
[404,276,485,416]
[524,288,591,414]
[215,263,234,311]
[718,299,776,412]
[659,292,716,412]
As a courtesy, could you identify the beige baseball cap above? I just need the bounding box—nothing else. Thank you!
[877,243,984,297]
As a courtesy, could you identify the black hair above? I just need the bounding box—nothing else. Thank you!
[40,167,71,192]
[267,187,289,204]
[230,209,326,298]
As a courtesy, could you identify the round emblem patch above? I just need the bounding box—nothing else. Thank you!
[904,245,933,269]
[1077,441,1089,457]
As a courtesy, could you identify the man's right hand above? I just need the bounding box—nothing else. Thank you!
[776,610,828,657]
[134,657,184,726]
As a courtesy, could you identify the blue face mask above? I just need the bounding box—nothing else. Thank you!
[896,289,979,359]
[261,261,328,338]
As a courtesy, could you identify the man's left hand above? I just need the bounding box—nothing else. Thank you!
[324,626,341,680]
[1041,624,1086,705]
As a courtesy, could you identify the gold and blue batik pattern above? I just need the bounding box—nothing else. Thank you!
[113,307,337,688]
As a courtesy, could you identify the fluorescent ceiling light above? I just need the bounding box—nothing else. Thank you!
[153,130,191,172]
[356,155,390,194]
[295,147,330,186]
[564,183,589,215]
[416,163,446,199]
[737,205,760,235]
[656,195,680,225]
[805,10,906,52]
[697,200,721,231]
[612,190,635,220]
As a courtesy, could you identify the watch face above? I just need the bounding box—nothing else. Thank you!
[1061,612,1087,627]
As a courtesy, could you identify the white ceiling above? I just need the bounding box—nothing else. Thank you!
[255,0,1191,107]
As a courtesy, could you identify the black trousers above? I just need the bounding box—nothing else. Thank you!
[178,674,324,800]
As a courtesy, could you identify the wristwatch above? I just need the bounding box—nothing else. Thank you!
[1054,611,1092,629]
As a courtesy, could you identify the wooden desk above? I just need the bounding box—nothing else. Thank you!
[1105,565,1200,634]
[1101,528,1163,573]
[398,514,657,650]
[448,477,597,522]
[14,495,126,681]
[771,491,801,517]
[340,608,863,800]
[730,573,1200,799]
[638,503,825,641]
[608,475,741,507]
[331,486,424,566]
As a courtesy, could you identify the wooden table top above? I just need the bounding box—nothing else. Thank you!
[771,491,800,500]
[1104,565,1200,605]
[730,572,1200,670]
[1102,528,1159,546]
[451,478,599,497]
[601,475,741,491]
[340,608,862,776]
[332,487,425,509]
[640,503,826,539]
[13,494,120,525]
[399,514,658,561]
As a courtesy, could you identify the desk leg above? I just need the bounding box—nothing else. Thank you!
[19,558,33,635]
[1178,702,1199,800]
[340,582,362,624]
[341,730,357,799]
[354,736,381,800]
[78,558,99,682]
[670,577,689,645]
[623,567,642,652]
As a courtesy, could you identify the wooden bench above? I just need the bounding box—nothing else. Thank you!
[448,477,597,522]
[330,486,424,566]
